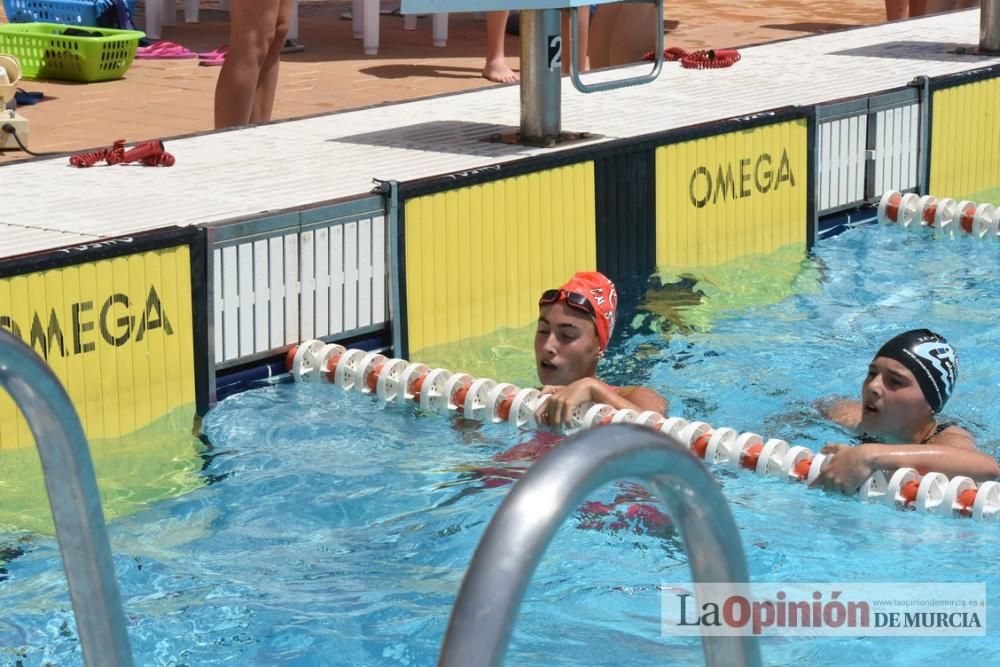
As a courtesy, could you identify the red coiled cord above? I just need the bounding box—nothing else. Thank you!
[141,151,176,167]
[109,140,164,165]
[68,139,125,168]
[643,47,741,69]
[68,139,176,168]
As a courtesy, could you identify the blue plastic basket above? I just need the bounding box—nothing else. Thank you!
[3,0,137,27]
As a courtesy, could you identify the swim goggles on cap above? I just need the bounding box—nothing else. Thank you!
[538,288,596,317]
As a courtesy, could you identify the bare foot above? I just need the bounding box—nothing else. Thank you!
[482,59,518,83]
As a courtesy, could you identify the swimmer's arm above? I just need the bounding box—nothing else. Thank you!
[817,397,862,432]
[538,379,668,428]
[611,385,669,415]
[817,429,1000,490]
[864,441,999,482]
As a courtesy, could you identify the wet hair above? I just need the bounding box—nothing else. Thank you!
[874,329,958,413]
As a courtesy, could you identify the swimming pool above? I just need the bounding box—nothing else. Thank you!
[1,222,999,665]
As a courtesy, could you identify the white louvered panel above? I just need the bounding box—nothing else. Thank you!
[252,239,270,354]
[213,247,224,364]
[268,237,285,350]
[818,114,867,212]
[888,107,900,192]
[221,245,239,362]
[313,226,330,339]
[849,114,865,202]
[237,242,255,358]
[874,104,919,195]
[343,222,358,332]
[371,214,387,323]
[300,230,316,341]
[902,104,919,190]
[830,119,842,208]
[283,233,299,345]
[357,218,373,328]
[841,116,853,205]
[819,121,832,211]
[330,225,344,335]
[875,110,889,196]
[890,107,903,190]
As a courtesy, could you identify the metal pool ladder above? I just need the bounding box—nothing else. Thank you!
[0,329,134,667]
[438,424,761,667]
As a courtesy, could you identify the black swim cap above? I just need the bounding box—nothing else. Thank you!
[874,329,958,413]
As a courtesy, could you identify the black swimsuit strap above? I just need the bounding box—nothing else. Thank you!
[921,421,956,444]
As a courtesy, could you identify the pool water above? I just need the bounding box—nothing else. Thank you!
[2,223,999,665]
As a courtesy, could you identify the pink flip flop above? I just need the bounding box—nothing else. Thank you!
[198,55,226,67]
[197,45,228,66]
[135,41,197,59]
[197,45,228,59]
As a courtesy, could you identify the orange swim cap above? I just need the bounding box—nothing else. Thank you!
[552,271,618,351]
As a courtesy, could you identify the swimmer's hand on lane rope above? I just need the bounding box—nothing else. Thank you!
[809,443,871,495]
[534,378,605,430]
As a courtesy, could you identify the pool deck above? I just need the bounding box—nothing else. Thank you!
[1,0,885,160]
[2,8,998,258]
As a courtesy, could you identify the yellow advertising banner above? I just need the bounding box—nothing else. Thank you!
[404,163,597,356]
[655,118,809,268]
[930,78,1000,201]
[0,245,196,450]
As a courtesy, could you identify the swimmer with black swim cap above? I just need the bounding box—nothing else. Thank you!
[815,329,999,494]
[533,271,668,428]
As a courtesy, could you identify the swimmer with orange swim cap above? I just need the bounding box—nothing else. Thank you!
[463,272,671,535]
[814,329,999,494]
[533,271,668,429]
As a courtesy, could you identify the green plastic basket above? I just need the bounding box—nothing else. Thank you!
[0,22,144,82]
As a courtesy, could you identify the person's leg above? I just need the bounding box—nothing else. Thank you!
[214,0,283,129]
[884,0,908,20]
[921,0,958,12]
[483,11,517,83]
[251,0,294,123]
[577,9,589,72]
[606,4,658,66]
[587,4,619,69]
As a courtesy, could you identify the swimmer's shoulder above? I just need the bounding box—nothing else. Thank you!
[818,397,862,431]
[925,422,976,450]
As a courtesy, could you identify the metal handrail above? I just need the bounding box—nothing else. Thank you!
[569,0,665,94]
[438,424,760,667]
[0,329,134,667]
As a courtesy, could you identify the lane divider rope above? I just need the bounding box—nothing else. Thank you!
[877,190,999,239]
[286,341,1000,522]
